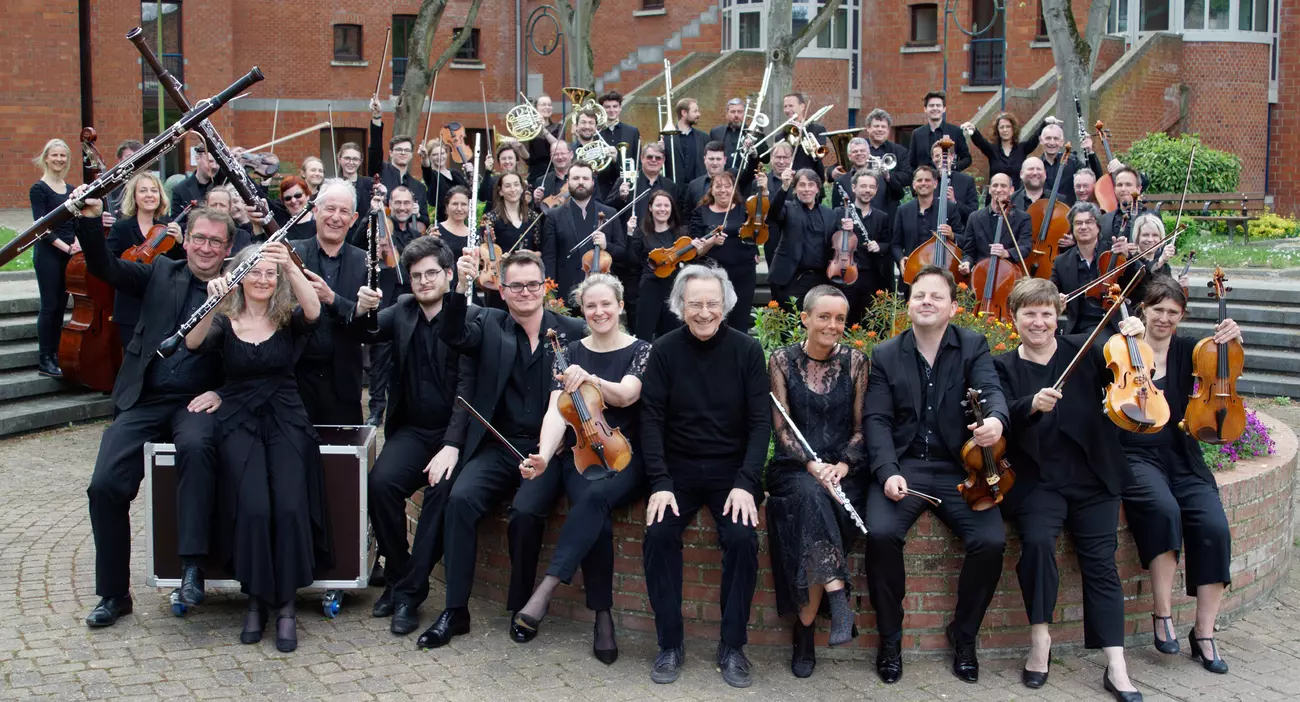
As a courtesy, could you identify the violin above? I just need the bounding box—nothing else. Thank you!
[547,329,633,477]
[542,182,570,210]
[826,202,859,287]
[58,127,123,392]
[1024,143,1073,279]
[902,136,963,284]
[1088,193,1139,301]
[1092,121,1119,212]
[647,235,699,278]
[957,388,1015,511]
[441,122,472,164]
[1102,279,1170,433]
[970,196,1022,321]
[123,200,195,263]
[477,216,504,291]
[581,212,613,277]
[738,165,770,246]
[1180,267,1246,444]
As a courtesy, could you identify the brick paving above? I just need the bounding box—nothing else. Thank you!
[2,417,1299,701]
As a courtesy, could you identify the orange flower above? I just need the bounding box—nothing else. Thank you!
[767,300,780,309]
[866,331,878,338]
[994,342,1007,351]
[875,289,885,295]
[853,339,865,347]
[850,324,862,331]
[1009,332,1019,339]
[957,282,969,290]
[954,306,965,314]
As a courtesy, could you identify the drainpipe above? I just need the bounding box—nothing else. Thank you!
[78,0,95,182]
[516,0,523,97]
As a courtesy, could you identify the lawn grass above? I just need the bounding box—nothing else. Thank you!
[1175,227,1300,269]
[0,227,34,272]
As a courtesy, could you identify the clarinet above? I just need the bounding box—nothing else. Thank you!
[365,210,381,332]
[1073,97,1092,165]
[769,393,868,536]
[465,134,482,298]
[155,201,315,358]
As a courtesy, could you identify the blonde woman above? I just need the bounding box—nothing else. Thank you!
[107,172,181,349]
[29,138,77,377]
[299,156,326,191]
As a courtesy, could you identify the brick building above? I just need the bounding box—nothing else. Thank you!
[1,1,1293,211]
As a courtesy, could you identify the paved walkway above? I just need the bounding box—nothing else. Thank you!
[1,418,1298,701]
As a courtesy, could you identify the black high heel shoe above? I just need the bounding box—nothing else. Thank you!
[592,619,618,665]
[1021,646,1050,689]
[511,612,541,643]
[240,601,268,644]
[1103,667,1144,702]
[276,614,298,653]
[1189,627,1229,674]
[1151,614,1180,654]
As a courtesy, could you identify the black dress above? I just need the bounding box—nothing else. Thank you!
[765,343,869,618]
[630,225,690,341]
[434,222,471,292]
[200,311,333,607]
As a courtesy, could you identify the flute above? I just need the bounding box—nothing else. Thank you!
[466,134,482,297]
[769,393,868,536]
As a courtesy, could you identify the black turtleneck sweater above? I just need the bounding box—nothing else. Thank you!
[640,325,771,497]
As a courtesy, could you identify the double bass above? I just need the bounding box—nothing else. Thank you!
[902,136,963,284]
[957,388,1014,511]
[970,196,1022,321]
[58,128,123,392]
[1023,143,1073,279]
[1180,268,1246,444]
[1092,121,1119,212]
[547,329,632,477]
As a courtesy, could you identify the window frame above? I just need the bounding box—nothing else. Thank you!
[451,27,483,64]
[909,3,940,47]
[642,0,665,9]
[332,23,363,63]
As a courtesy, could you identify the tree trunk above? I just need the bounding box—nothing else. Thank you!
[765,0,841,124]
[1042,0,1111,157]
[393,0,485,138]
[557,0,601,91]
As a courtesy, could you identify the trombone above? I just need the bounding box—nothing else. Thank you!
[756,104,834,159]
[730,63,773,170]
[655,59,677,182]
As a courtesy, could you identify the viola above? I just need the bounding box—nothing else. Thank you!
[1088,193,1139,301]
[1024,143,1073,279]
[1102,279,1170,433]
[826,212,859,287]
[902,136,962,284]
[477,217,504,291]
[1180,267,1246,444]
[738,165,770,246]
[1092,121,1119,212]
[58,127,123,392]
[647,235,699,278]
[547,329,632,477]
[441,122,472,164]
[957,388,1015,511]
[970,197,1022,321]
[123,200,195,264]
[581,212,613,277]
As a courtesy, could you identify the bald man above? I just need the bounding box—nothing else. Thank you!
[958,173,1032,275]
[1010,157,1047,213]
[1036,124,1101,207]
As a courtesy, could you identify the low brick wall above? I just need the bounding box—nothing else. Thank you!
[408,413,1297,655]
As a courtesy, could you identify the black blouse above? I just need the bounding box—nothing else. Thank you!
[690,204,756,269]
[29,180,76,246]
[967,124,1044,191]
[552,338,652,443]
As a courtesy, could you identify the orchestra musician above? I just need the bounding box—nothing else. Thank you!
[907,91,972,172]
[1074,170,1099,209]
[418,139,468,223]
[641,265,770,688]
[171,144,220,217]
[480,173,540,311]
[1121,276,1241,675]
[368,97,431,226]
[102,138,145,225]
[932,142,980,226]
[541,163,625,307]
[1099,166,1147,240]
[75,198,230,628]
[532,140,578,207]
[1010,157,1048,213]
[1050,202,1133,336]
[599,91,641,170]
[363,184,421,427]
[201,185,255,252]
[29,138,77,378]
[482,139,529,206]
[890,166,963,279]
[860,109,912,224]
[710,98,750,166]
[833,168,892,321]
[277,176,317,240]
[662,97,709,185]
[417,249,586,649]
[781,92,828,175]
[182,241,328,654]
[512,274,652,664]
[828,136,872,209]
[336,141,375,227]
[761,142,796,263]
[1130,214,1184,300]
[525,94,566,187]
[766,285,868,678]
[863,265,1008,684]
[680,140,729,223]
[106,172,182,350]
[610,142,680,225]
[434,186,474,293]
[768,168,833,311]
[688,169,761,332]
[628,189,694,340]
[299,156,326,192]
[995,277,1145,700]
[347,236,475,637]
[957,173,1032,276]
[960,113,1047,191]
[1038,123,1099,207]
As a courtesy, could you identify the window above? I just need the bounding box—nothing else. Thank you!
[452,28,481,63]
[910,4,939,45]
[1140,0,1170,31]
[1036,0,1048,39]
[139,2,184,178]
[392,14,417,93]
[738,12,762,49]
[642,0,665,9]
[1108,0,1130,33]
[1184,0,1205,29]
[1241,0,1269,31]
[815,6,850,49]
[333,24,362,62]
[970,0,1004,86]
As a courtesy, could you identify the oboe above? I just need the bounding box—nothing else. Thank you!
[156,202,315,358]
[769,393,868,535]
[365,210,381,332]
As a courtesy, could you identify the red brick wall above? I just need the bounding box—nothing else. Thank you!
[1092,34,1185,163]
[1272,1,1300,212]
[1181,43,1272,193]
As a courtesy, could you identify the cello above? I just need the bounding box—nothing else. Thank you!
[547,329,632,477]
[1180,267,1246,444]
[957,388,1015,511]
[123,200,194,263]
[1023,143,1073,279]
[970,195,1022,321]
[1092,121,1119,212]
[58,128,123,392]
[902,136,963,284]
[1102,271,1171,434]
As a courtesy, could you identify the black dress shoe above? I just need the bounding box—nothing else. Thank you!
[716,643,753,688]
[390,604,420,635]
[650,646,684,684]
[1151,614,1180,654]
[372,587,394,618]
[37,355,63,378]
[1103,667,1144,701]
[178,565,205,607]
[510,612,540,643]
[1022,645,1051,688]
[947,623,979,683]
[416,608,470,649]
[368,560,387,587]
[876,639,903,683]
[791,619,816,678]
[276,614,297,653]
[1189,627,1229,674]
[85,596,132,628]
[592,620,618,665]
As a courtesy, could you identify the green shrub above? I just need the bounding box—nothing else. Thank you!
[1121,133,1241,194]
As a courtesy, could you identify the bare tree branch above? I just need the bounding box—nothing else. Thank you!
[789,0,843,58]
[394,0,485,137]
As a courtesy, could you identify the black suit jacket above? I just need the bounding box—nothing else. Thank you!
[439,293,587,458]
[1049,245,1136,336]
[368,121,430,225]
[290,236,368,416]
[790,122,828,174]
[768,186,834,287]
[606,173,679,231]
[949,171,980,225]
[662,127,709,185]
[78,216,217,412]
[598,123,641,193]
[961,207,1033,265]
[907,121,973,172]
[540,199,626,299]
[865,326,1008,482]
[681,174,713,223]
[890,198,964,264]
[1040,151,1103,208]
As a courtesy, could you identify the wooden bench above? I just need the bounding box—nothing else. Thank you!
[1141,192,1269,243]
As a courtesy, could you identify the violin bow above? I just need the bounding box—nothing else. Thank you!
[373,27,392,104]
[327,102,338,176]
[1169,144,1197,249]
[769,393,868,535]
[456,397,528,462]
[269,99,280,156]
[1051,266,1147,394]
[566,187,654,254]
[997,197,1033,279]
[505,213,544,255]
[1062,227,1182,303]
[422,70,440,150]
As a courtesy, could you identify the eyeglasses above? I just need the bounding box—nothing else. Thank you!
[188,235,228,249]
[339,156,362,163]
[503,281,545,294]
[685,301,723,312]
[245,269,278,281]
[410,268,445,283]
[285,192,307,201]
[644,155,664,162]
[390,147,413,154]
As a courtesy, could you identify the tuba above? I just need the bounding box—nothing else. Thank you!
[506,92,545,141]
[824,130,856,172]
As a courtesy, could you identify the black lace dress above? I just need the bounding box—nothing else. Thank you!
[765,343,869,618]
[199,310,333,607]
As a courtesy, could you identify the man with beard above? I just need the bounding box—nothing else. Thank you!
[958,173,1032,275]
[360,184,423,426]
[710,98,748,167]
[680,141,729,223]
[1010,157,1048,213]
[348,236,476,636]
[891,166,963,282]
[571,109,616,184]
[781,92,829,175]
[1037,124,1100,208]
[171,145,220,218]
[541,163,626,303]
[368,97,431,226]
[290,178,368,424]
[906,91,972,172]
[1098,166,1148,246]
[662,98,708,185]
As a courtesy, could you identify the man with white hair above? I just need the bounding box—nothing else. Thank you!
[1037,123,1100,207]
[290,177,369,424]
[640,265,771,688]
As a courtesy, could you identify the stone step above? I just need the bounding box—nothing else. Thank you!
[1239,372,1300,399]
[1184,276,1300,307]
[1186,300,1300,327]
[0,368,64,402]
[1180,321,1300,350]
[0,340,39,371]
[1234,347,1300,375]
[0,314,37,342]
[0,294,39,316]
[0,390,113,438]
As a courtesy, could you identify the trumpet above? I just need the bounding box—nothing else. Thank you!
[618,141,636,189]
[506,92,545,141]
[868,153,898,171]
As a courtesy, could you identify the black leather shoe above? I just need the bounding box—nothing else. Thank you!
[876,638,903,683]
[510,612,540,643]
[368,560,387,587]
[85,596,132,628]
[372,587,394,618]
[390,604,419,635]
[592,620,618,665]
[947,623,979,683]
[1022,645,1050,688]
[791,619,815,678]
[650,645,685,684]
[37,355,63,378]
[416,608,470,649]
[716,643,753,688]
[1152,614,1180,654]
[1189,627,1229,674]
[179,565,205,607]
[1103,667,1144,701]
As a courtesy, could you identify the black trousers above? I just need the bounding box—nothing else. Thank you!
[389,429,459,609]
[443,439,564,611]
[86,396,219,597]
[1008,481,1124,649]
[366,342,392,422]
[643,482,759,649]
[368,425,445,591]
[1122,457,1232,596]
[296,360,363,425]
[614,264,640,329]
[842,261,893,324]
[721,263,757,333]
[864,459,1006,644]
[546,455,645,611]
[774,269,830,313]
[634,273,682,341]
[33,244,69,356]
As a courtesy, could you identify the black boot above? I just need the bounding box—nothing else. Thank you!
[37,354,62,378]
[791,619,816,678]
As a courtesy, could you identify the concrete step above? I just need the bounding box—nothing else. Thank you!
[0,294,39,316]
[1184,276,1300,306]
[1239,372,1300,399]
[0,390,113,438]
[1234,347,1300,375]
[0,340,39,371]
[1186,300,1300,327]
[1179,321,1300,350]
[0,314,37,342]
[0,368,64,402]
